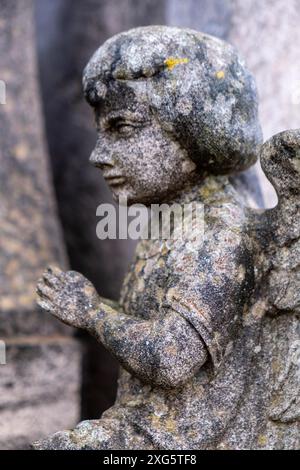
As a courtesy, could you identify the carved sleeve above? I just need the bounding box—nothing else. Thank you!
[89,304,208,389]
[88,204,254,386]
[164,227,255,369]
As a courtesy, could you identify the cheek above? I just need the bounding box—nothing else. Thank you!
[131,151,179,195]
[121,137,161,182]
[119,128,192,193]
[130,155,162,187]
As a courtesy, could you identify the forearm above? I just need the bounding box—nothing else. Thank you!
[98,296,120,311]
[87,304,207,388]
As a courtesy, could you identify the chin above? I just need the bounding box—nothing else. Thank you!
[110,186,136,205]
[110,184,164,206]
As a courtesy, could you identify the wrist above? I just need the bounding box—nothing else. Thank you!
[85,302,110,333]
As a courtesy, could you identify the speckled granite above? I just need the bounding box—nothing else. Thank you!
[34,27,299,450]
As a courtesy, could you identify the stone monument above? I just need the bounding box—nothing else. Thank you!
[34,26,299,450]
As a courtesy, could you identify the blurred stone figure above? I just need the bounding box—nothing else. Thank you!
[0,0,81,449]
[34,27,299,449]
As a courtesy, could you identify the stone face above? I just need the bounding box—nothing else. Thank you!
[84,26,262,176]
[33,26,299,450]
[0,0,81,449]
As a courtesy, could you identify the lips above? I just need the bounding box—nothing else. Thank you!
[104,174,126,187]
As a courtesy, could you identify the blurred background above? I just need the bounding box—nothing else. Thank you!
[0,0,299,449]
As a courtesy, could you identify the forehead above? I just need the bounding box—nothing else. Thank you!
[96,80,150,119]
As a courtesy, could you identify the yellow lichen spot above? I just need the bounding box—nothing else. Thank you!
[272,359,281,374]
[257,434,268,447]
[134,259,145,275]
[164,57,189,71]
[160,243,169,256]
[165,418,176,432]
[216,70,225,79]
[151,414,162,427]
[137,277,145,292]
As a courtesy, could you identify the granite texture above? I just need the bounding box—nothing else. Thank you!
[34,26,299,450]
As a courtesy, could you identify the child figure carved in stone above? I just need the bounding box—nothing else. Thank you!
[35,27,300,450]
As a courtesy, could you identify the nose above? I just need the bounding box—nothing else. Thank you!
[89,138,115,169]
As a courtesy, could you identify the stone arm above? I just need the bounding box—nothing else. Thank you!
[37,224,253,388]
[88,304,208,388]
[36,267,207,388]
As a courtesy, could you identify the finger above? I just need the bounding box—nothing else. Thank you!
[65,270,83,283]
[37,298,54,313]
[42,271,62,289]
[36,281,55,300]
[47,265,64,277]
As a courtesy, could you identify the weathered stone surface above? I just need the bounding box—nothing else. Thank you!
[84,26,262,177]
[33,26,299,449]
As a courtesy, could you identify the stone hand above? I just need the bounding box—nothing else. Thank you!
[36,266,101,329]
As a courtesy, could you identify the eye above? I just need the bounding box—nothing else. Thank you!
[114,121,135,135]
[100,115,146,136]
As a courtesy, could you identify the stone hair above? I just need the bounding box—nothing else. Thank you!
[83,26,263,175]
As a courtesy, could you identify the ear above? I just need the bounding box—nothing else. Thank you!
[181,158,197,175]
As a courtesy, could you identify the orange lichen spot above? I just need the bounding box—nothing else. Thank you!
[164,57,189,71]
[216,70,225,79]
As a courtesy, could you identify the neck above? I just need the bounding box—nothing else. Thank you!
[166,174,230,205]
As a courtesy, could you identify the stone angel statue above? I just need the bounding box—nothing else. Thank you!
[34,26,299,450]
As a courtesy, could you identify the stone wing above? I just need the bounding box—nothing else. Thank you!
[260,130,300,424]
[260,129,300,316]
